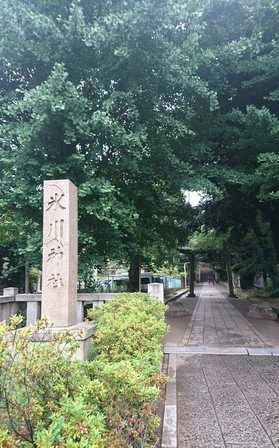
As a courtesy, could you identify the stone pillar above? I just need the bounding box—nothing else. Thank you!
[77,301,84,323]
[26,301,41,326]
[42,180,78,327]
[3,287,18,297]
[148,283,164,302]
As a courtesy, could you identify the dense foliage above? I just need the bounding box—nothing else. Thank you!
[0,0,210,288]
[0,294,168,447]
[192,0,279,289]
[1,0,279,289]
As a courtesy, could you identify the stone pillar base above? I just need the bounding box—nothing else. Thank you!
[187,293,196,297]
[3,287,18,297]
[29,322,96,361]
[72,322,96,360]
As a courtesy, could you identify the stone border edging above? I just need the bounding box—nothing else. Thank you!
[161,354,177,448]
[164,346,279,356]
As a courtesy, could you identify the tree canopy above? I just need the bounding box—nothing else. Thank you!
[1,0,279,290]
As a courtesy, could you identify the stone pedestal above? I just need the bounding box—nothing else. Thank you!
[29,322,96,361]
[42,180,77,327]
[165,302,190,317]
[72,322,96,360]
[50,322,96,360]
[247,303,277,320]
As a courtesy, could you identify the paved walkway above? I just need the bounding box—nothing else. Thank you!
[162,283,279,448]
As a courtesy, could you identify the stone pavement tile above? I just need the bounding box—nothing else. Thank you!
[202,356,277,447]
[164,296,198,346]
[247,348,273,355]
[181,285,274,348]
[162,354,177,448]
[167,285,279,448]
[165,346,206,354]
[177,355,276,448]
[244,356,279,395]
[177,355,226,448]
[221,356,279,446]
[202,356,272,447]
[204,347,247,355]
[226,445,269,448]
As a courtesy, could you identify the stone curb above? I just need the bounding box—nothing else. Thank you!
[161,354,177,448]
[164,346,279,356]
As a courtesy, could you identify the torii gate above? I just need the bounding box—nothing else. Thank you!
[179,249,237,298]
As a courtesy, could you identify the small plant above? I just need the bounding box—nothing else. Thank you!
[11,309,26,328]
[268,288,279,298]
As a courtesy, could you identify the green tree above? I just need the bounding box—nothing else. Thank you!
[186,0,279,288]
[0,0,215,290]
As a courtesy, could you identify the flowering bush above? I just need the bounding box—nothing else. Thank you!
[86,293,169,446]
[0,293,168,447]
[87,293,168,367]
[0,316,106,447]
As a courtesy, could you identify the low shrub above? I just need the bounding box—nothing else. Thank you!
[247,287,269,299]
[0,293,168,447]
[0,316,106,447]
[247,286,279,299]
[267,288,279,298]
[86,293,169,447]
[87,292,168,367]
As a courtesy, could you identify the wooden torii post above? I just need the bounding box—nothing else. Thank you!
[188,252,196,297]
[179,247,237,298]
[180,250,196,297]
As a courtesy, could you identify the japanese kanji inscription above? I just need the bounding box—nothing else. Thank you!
[42,180,78,327]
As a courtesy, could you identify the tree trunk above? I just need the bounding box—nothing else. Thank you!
[225,251,236,297]
[127,262,140,292]
[25,262,30,294]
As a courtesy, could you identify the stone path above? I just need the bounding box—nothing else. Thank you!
[181,285,272,348]
[162,284,279,448]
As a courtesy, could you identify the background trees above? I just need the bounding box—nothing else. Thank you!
[1,0,279,291]
[191,0,279,290]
